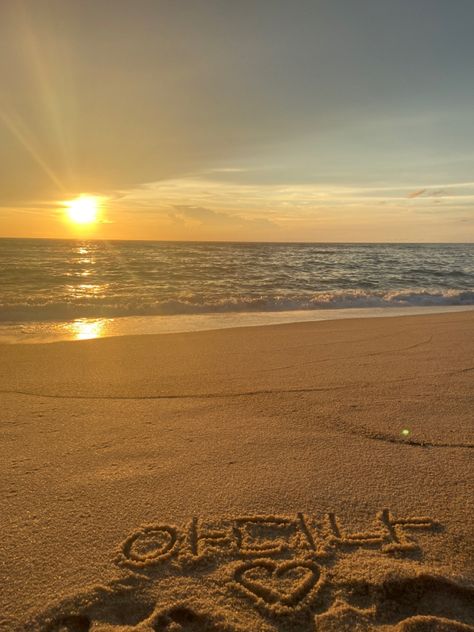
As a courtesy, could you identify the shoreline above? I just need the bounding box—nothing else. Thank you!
[1,304,473,344]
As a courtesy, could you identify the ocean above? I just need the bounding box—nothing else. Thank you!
[0,239,473,342]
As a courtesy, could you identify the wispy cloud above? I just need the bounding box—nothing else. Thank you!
[408,188,427,199]
[115,176,474,215]
[169,205,276,230]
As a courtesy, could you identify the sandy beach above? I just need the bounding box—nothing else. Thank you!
[1,311,473,631]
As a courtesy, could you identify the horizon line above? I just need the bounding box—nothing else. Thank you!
[0,236,473,246]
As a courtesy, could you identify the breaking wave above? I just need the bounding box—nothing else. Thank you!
[1,289,473,323]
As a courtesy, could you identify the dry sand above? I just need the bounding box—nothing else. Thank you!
[1,311,473,631]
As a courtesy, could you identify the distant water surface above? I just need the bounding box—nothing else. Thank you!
[0,239,473,341]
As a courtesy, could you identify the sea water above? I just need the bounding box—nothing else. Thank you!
[0,239,472,342]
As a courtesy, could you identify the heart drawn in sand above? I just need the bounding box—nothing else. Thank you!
[234,559,322,607]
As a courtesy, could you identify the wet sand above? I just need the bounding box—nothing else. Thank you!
[1,311,473,631]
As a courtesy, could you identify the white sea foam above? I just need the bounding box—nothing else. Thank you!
[1,288,474,323]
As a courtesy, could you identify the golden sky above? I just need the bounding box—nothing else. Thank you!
[1,1,473,242]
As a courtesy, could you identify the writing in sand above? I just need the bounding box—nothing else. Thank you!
[30,509,474,631]
[117,510,436,571]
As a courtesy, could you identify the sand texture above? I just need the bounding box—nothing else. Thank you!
[1,311,473,631]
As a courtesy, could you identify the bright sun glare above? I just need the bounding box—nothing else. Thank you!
[65,196,100,225]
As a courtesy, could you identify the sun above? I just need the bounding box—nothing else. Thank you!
[65,196,100,225]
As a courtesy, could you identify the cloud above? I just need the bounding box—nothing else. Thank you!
[408,188,427,198]
[115,176,474,219]
[408,188,449,200]
[169,205,276,230]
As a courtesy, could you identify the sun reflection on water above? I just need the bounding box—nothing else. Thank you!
[69,318,108,340]
[74,244,96,268]
[66,282,108,297]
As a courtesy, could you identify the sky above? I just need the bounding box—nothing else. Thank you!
[0,0,473,242]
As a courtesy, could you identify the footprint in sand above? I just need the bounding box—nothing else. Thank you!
[397,615,474,631]
[152,606,225,631]
[45,616,90,632]
[45,605,227,632]
[324,574,474,632]
[42,589,156,631]
[315,605,474,632]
